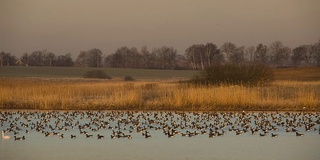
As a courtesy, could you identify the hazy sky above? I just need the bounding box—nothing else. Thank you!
[1,0,320,57]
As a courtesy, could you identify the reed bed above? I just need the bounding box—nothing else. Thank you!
[0,78,319,111]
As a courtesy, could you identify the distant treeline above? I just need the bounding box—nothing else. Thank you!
[1,40,320,69]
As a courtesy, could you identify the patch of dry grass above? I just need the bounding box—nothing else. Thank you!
[0,78,319,111]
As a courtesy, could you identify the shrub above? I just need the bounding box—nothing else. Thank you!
[83,70,112,79]
[124,76,135,81]
[191,64,274,86]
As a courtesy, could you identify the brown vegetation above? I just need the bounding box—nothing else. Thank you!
[0,77,319,111]
[273,67,320,81]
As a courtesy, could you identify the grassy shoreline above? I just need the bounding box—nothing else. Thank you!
[1,77,319,111]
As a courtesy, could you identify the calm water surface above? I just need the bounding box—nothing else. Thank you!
[1,111,319,160]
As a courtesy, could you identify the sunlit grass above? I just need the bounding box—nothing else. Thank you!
[0,78,319,111]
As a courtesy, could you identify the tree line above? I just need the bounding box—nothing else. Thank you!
[104,46,178,69]
[1,40,320,69]
[186,40,320,69]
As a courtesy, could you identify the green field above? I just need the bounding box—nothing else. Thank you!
[0,66,199,80]
[0,66,320,81]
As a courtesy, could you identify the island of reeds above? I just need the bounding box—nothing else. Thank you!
[0,65,319,111]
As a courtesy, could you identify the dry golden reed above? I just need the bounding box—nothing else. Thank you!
[0,78,319,111]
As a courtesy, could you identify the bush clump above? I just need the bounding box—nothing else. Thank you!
[191,64,274,86]
[83,70,112,79]
[123,76,135,81]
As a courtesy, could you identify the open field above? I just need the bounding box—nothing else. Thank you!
[0,67,319,111]
[1,66,320,81]
[273,67,320,81]
[0,66,199,80]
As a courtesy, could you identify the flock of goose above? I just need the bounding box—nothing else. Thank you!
[1,111,320,141]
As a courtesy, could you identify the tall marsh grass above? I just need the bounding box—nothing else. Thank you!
[0,78,319,111]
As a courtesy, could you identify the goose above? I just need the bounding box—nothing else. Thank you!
[53,132,60,135]
[209,132,216,138]
[271,133,278,137]
[181,132,188,137]
[45,132,51,137]
[251,129,256,135]
[145,133,151,138]
[14,136,25,141]
[71,135,76,139]
[2,130,10,139]
[119,134,132,139]
[188,132,195,137]
[97,134,104,139]
[86,133,93,138]
[292,128,298,132]
[111,135,117,139]
[259,132,266,137]
[296,132,304,136]
[217,131,224,136]
[59,134,64,139]
[235,130,242,135]
[167,132,174,138]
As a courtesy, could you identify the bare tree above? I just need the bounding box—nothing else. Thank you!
[88,48,102,67]
[105,46,144,68]
[245,46,255,62]
[44,51,56,67]
[28,50,46,66]
[75,48,102,67]
[292,45,312,67]
[0,52,4,66]
[269,41,291,67]
[55,53,74,67]
[185,44,199,69]
[20,53,29,66]
[185,44,206,70]
[0,51,16,66]
[186,43,222,70]
[153,46,177,69]
[140,46,157,69]
[311,40,320,66]
[229,46,245,65]
[204,43,221,67]
[253,43,268,65]
[75,51,88,67]
[221,42,237,63]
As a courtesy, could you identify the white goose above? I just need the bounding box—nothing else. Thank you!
[2,130,10,139]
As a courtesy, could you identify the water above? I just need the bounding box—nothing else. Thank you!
[1,111,320,160]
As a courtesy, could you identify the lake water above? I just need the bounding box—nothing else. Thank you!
[1,111,319,160]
